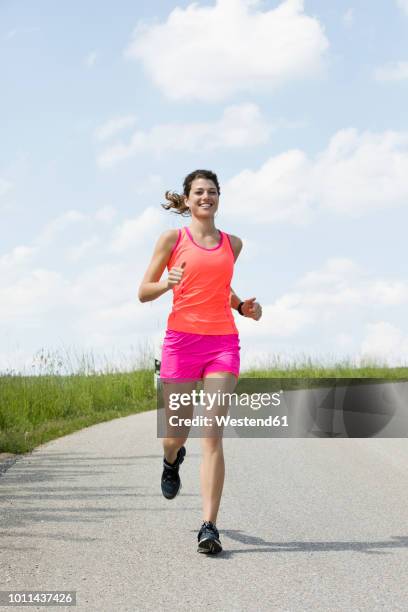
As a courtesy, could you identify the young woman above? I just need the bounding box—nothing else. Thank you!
[138,169,262,554]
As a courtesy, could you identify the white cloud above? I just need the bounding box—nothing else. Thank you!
[38,210,87,245]
[0,245,37,286]
[109,206,165,253]
[0,206,171,372]
[68,262,143,310]
[66,236,101,262]
[222,129,408,223]
[342,8,354,27]
[239,294,315,338]
[335,332,354,349]
[396,0,408,16]
[298,258,361,289]
[239,258,408,351]
[95,205,117,223]
[360,321,408,364]
[0,206,158,293]
[374,61,408,82]
[0,244,166,349]
[125,0,328,102]
[368,280,408,305]
[0,268,69,322]
[314,130,408,214]
[36,208,119,246]
[0,245,35,269]
[76,300,162,336]
[97,104,272,168]
[84,51,98,68]
[297,259,408,308]
[223,149,312,224]
[95,115,137,142]
[0,177,12,197]
[66,260,171,350]
[134,174,163,196]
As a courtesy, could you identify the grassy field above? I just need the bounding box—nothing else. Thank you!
[1,351,407,455]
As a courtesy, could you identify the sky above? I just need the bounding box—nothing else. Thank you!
[1,0,408,374]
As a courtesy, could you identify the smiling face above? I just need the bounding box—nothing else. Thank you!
[184,177,219,217]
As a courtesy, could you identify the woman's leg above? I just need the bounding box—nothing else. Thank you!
[162,381,196,463]
[200,372,238,524]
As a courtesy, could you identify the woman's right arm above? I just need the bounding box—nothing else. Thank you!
[138,229,181,303]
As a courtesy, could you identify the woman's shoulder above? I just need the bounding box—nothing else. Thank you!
[226,233,242,244]
[160,228,180,240]
[223,232,242,259]
[155,229,181,254]
[225,233,242,249]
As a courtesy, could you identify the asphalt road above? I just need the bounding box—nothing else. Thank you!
[1,410,407,611]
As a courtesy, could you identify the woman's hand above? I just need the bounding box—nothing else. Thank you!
[166,262,186,289]
[241,297,262,321]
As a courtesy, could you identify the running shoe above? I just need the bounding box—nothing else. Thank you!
[197,521,222,554]
[161,446,186,500]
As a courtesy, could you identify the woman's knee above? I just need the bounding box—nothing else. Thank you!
[201,436,223,453]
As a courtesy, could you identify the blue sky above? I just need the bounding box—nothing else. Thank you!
[1,0,408,373]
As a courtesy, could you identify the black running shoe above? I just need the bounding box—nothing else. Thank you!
[197,521,222,554]
[161,446,186,500]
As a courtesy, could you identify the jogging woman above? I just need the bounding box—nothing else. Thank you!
[138,169,262,554]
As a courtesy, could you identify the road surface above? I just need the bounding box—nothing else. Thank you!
[1,410,407,611]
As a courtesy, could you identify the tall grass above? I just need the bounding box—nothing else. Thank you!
[242,353,408,379]
[0,346,156,454]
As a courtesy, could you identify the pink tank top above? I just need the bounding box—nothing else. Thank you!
[166,227,238,335]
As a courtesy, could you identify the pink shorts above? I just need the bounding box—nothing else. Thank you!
[160,329,240,382]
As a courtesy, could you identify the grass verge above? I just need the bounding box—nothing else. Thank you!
[0,369,154,454]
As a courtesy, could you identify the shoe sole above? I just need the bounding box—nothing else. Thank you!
[197,537,222,554]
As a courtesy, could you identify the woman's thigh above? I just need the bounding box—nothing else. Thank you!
[162,381,197,439]
[201,372,238,439]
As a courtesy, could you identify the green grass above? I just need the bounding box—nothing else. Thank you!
[244,364,408,380]
[240,353,408,379]
[1,350,407,455]
[238,356,408,392]
[0,369,155,454]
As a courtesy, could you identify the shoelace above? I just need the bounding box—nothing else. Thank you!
[200,522,219,538]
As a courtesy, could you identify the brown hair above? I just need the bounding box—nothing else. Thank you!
[162,169,220,217]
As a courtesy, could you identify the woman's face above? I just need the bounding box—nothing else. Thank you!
[184,178,219,218]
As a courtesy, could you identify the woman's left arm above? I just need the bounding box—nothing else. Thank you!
[229,235,262,321]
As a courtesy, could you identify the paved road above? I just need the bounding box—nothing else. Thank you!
[1,411,407,611]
